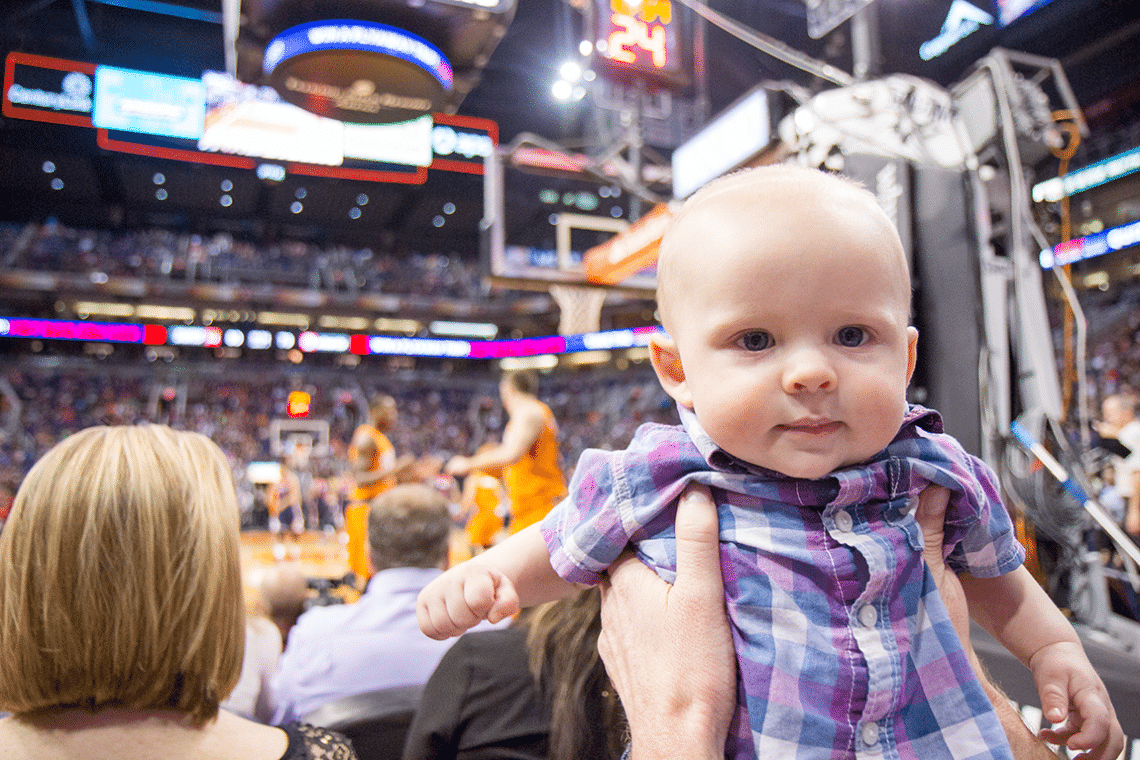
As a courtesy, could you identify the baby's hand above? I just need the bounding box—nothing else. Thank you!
[416,561,520,640]
[1030,640,1123,760]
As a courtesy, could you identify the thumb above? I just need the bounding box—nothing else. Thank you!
[1039,685,1070,726]
[914,485,951,559]
[673,484,723,601]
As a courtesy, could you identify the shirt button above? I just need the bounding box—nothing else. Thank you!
[861,722,880,747]
[834,509,854,533]
[859,604,878,628]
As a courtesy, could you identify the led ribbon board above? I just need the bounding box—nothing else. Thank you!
[0,317,662,358]
[263,20,453,124]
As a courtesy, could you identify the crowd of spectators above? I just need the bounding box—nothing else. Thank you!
[0,361,676,527]
[0,220,508,301]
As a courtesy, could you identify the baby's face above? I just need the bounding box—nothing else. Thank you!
[656,174,918,480]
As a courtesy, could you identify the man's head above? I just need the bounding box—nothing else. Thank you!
[258,564,310,644]
[499,369,539,405]
[369,394,399,431]
[368,483,451,573]
[1102,393,1138,430]
[650,164,919,480]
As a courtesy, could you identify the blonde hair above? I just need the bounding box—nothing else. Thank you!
[0,425,245,725]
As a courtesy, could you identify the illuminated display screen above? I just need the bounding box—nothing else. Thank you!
[0,317,662,358]
[3,53,94,128]
[4,53,496,182]
[672,87,772,199]
[263,21,452,93]
[93,66,205,139]
[594,0,684,87]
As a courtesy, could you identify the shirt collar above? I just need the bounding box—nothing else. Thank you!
[363,566,443,595]
[677,404,789,478]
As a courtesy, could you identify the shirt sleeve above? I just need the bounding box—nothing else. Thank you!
[541,423,704,585]
[933,437,1026,578]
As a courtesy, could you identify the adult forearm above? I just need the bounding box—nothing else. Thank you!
[981,675,1060,760]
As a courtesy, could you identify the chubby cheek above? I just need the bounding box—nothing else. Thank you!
[848,379,910,454]
[689,382,770,454]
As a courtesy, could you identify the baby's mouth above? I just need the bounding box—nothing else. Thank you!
[779,419,842,435]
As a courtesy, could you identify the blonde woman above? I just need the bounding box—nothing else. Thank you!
[0,425,356,760]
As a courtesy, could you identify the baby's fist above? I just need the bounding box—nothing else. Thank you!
[416,562,520,640]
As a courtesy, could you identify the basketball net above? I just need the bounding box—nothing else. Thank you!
[549,283,607,336]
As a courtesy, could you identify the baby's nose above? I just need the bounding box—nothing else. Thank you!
[782,348,837,393]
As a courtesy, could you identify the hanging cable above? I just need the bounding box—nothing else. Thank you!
[1050,109,1084,425]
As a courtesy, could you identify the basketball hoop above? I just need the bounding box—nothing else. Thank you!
[549,283,607,336]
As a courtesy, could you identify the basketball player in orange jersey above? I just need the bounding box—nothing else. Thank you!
[346,394,418,580]
[446,370,567,534]
[459,443,508,553]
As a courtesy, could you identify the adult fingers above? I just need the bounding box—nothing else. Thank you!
[914,484,951,558]
[672,483,723,604]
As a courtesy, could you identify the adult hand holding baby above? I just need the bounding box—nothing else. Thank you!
[597,483,737,760]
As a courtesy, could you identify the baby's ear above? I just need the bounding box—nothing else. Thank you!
[649,332,694,409]
[905,326,919,386]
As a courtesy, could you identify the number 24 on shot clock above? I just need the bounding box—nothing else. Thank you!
[595,0,685,87]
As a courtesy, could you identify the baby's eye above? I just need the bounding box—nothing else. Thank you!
[835,326,867,347]
[737,331,772,351]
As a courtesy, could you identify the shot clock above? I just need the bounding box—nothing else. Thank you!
[592,0,687,89]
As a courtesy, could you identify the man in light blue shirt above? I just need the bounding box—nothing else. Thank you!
[271,482,497,724]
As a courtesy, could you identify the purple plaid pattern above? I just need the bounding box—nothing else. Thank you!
[542,405,1023,760]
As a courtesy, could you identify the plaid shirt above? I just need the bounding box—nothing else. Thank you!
[542,405,1023,760]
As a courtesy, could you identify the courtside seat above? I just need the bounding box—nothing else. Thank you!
[302,683,424,760]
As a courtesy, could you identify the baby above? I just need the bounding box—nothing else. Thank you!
[417,165,1121,759]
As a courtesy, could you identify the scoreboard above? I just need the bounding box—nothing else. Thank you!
[592,0,686,89]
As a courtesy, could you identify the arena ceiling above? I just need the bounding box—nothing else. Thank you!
[1,0,1139,257]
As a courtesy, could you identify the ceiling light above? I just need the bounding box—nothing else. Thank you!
[136,304,195,321]
[552,80,572,101]
[500,355,558,371]
[258,311,310,327]
[560,61,582,82]
[578,40,592,56]
[373,317,421,333]
[73,301,134,318]
[318,315,370,330]
[563,350,611,366]
[429,320,498,339]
